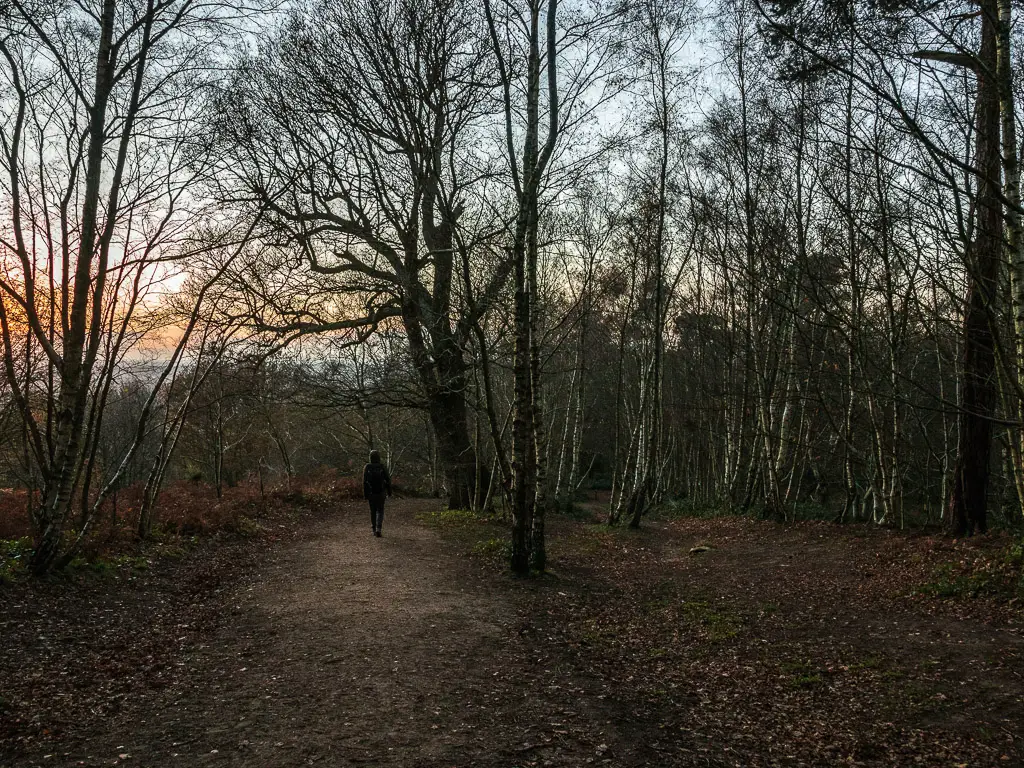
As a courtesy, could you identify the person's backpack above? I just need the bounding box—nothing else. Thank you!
[366,463,388,495]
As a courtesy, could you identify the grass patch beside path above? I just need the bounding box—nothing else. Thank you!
[917,539,1024,601]
[415,507,513,564]
[415,507,491,527]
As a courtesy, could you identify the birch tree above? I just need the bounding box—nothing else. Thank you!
[0,0,258,572]
[484,0,625,573]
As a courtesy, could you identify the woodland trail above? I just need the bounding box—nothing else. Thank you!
[7,498,1024,767]
[36,499,546,767]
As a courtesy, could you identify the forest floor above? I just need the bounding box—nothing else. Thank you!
[2,495,1024,767]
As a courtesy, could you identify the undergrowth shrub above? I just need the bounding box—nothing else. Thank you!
[0,489,32,539]
[471,536,511,560]
[919,540,1024,600]
[0,470,370,580]
[0,537,32,583]
[650,499,736,521]
[416,508,490,527]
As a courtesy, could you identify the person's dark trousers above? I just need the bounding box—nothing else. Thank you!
[367,493,386,535]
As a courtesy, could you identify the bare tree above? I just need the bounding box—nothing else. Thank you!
[213,0,503,510]
[0,0,260,572]
[483,0,625,573]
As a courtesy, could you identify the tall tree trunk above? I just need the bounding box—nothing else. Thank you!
[487,0,560,575]
[996,0,1024,520]
[404,303,477,510]
[510,205,536,572]
[30,0,117,573]
[947,0,1002,536]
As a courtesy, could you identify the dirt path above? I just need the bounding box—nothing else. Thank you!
[38,500,524,767]
[5,499,634,768]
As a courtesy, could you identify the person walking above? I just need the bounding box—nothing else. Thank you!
[363,449,392,537]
